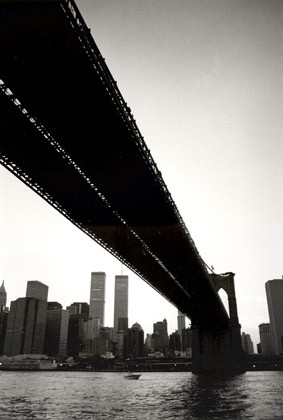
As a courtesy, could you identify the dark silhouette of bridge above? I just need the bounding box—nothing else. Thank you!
[0,0,243,372]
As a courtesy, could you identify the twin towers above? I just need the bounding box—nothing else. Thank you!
[89,272,129,337]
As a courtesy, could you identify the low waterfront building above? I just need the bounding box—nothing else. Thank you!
[0,354,56,370]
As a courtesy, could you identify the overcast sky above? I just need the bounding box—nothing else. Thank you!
[0,0,283,347]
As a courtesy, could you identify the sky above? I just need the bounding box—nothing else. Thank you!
[0,0,283,348]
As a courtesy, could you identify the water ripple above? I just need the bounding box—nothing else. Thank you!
[0,371,283,419]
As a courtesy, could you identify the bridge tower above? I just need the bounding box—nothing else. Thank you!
[191,272,244,373]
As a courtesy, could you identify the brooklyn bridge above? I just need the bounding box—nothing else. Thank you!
[0,0,243,372]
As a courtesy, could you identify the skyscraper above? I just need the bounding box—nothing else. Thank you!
[4,281,48,356]
[84,317,101,354]
[181,327,192,355]
[89,272,105,326]
[153,319,169,354]
[0,281,8,354]
[265,279,283,354]
[48,302,62,310]
[67,302,89,321]
[26,280,48,301]
[4,297,47,356]
[0,307,9,355]
[145,334,154,354]
[113,275,128,337]
[124,323,144,359]
[259,323,274,355]
[94,327,112,356]
[241,332,254,354]
[67,313,85,358]
[0,281,7,309]
[44,307,69,359]
[177,310,185,335]
[169,331,181,353]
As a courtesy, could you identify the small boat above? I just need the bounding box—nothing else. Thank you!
[124,373,141,380]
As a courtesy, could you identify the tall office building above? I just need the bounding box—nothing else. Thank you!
[94,327,113,356]
[48,302,62,310]
[177,310,185,335]
[124,323,144,359]
[4,281,48,356]
[89,272,105,326]
[181,327,192,355]
[241,332,254,354]
[115,331,126,359]
[67,302,89,321]
[0,281,7,309]
[113,275,128,337]
[0,281,8,354]
[265,279,283,354]
[44,308,69,359]
[259,323,274,355]
[145,334,154,353]
[4,297,47,356]
[169,331,181,353]
[26,280,48,301]
[0,307,9,355]
[153,319,169,353]
[67,313,85,358]
[84,317,101,354]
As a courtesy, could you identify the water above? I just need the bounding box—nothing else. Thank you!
[0,371,283,419]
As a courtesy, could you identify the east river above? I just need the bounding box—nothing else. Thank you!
[0,371,283,419]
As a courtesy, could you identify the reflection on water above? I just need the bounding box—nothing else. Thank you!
[177,373,249,419]
[177,372,283,419]
[0,371,283,419]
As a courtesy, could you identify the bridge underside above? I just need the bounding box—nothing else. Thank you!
[0,0,229,331]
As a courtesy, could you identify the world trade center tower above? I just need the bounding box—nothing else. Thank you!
[265,278,283,355]
[113,275,128,337]
[89,272,105,326]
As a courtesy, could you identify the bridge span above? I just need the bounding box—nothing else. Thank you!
[0,0,243,371]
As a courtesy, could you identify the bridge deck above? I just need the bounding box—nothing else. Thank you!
[0,0,228,330]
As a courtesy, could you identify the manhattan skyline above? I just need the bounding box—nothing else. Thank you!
[1,0,283,346]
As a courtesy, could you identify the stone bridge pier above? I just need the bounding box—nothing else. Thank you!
[191,272,245,374]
